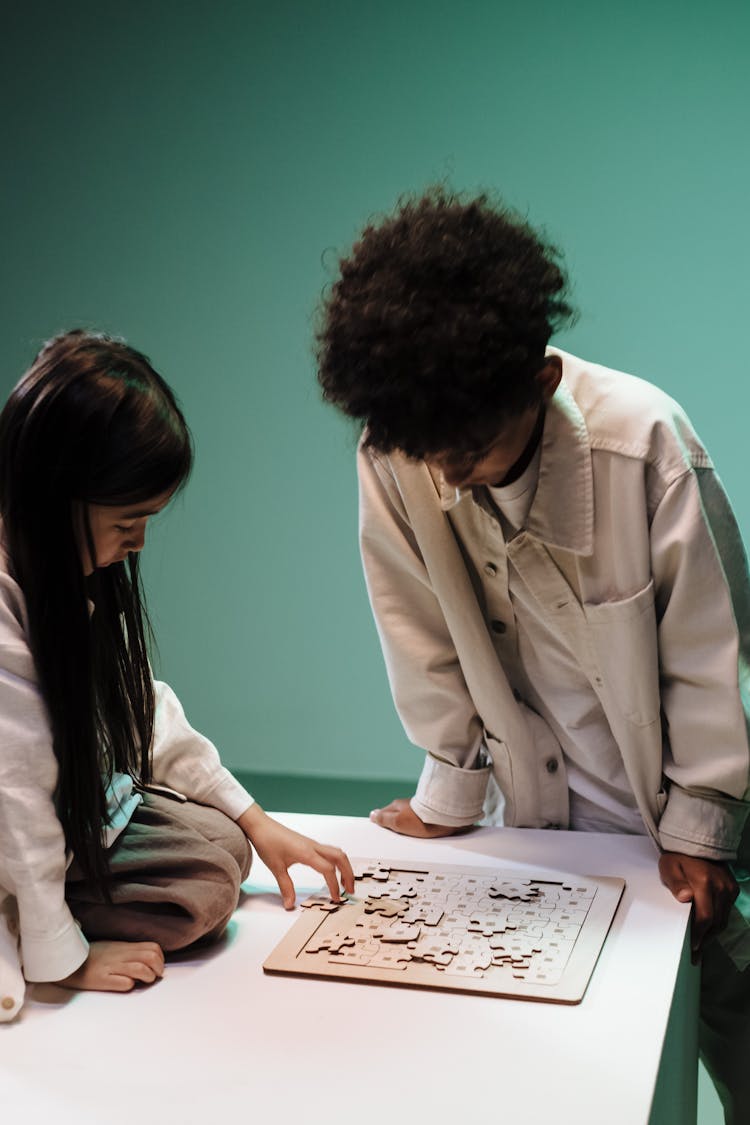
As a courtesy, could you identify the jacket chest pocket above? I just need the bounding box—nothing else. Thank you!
[583,580,660,727]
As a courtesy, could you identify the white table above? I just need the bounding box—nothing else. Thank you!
[0,815,697,1125]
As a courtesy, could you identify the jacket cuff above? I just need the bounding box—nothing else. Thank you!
[21,917,89,983]
[658,786,750,861]
[410,753,491,828]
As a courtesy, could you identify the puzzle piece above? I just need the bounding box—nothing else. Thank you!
[410,933,462,965]
[438,947,492,978]
[365,881,420,900]
[488,880,539,902]
[507,907,559,927]
[305,930,356,954]
[368,949,411,971]
[548,924,582,941]
[353,861,393,881]
[330,941,379,966]
[417,950,455,967]
[300,894,343,912]
[377,920,422,944]
[505,923,546,942]
[493,933,545,958]
[467,912,510,937]
[401,901,445,927]
[553,908,589,924]
[363,895,411,918]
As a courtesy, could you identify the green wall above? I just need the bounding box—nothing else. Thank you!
[2,0,749,785]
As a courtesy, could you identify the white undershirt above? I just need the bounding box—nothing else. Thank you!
[487,446,542,537]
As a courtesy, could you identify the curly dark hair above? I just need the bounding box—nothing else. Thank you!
[316,187,576,458]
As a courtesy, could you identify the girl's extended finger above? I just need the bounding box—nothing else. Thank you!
[318,846,355,894]
[338,851,356,894]
[311,855,342,902]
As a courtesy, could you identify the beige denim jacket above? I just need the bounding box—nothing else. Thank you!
[359,349,750,865]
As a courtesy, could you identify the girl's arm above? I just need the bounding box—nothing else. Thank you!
[237,803,354,908]
[150,681,354,905]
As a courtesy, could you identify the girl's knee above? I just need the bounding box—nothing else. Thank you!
[215,817,253,882]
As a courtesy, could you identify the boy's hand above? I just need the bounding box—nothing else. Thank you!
[370,797,462,837]
[658,852,739,962]
[238,804,355,909]
[57,941,165,991]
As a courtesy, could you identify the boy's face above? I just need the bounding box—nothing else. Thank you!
[427,356,563,490]
[428,405,542,489]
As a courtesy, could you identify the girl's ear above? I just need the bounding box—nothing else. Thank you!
[535,355,563,401]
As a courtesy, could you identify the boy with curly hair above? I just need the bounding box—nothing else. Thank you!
[316,188,750,1121]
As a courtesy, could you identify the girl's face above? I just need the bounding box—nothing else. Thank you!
[77,489,175,575]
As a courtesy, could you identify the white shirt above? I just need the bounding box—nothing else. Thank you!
[487,444,645,836]
[0,537,254,1019]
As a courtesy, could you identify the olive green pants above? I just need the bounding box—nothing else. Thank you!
[66,792,252,951]
[700,874,750,1125]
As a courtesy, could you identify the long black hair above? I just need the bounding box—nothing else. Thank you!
[0,329,193,894]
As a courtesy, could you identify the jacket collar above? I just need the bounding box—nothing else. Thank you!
[438,377,594,556]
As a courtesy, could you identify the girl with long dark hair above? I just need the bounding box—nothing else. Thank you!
[0,329,353,1019]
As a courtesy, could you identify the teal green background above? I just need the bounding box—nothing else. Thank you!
[2,0,749,799]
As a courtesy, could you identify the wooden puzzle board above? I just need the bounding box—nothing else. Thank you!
[264,859,625,1004]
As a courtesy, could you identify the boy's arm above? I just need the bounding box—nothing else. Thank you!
[650,465,749,955]
[657,852,739,960]
[651,466,750,859]
[359,447,491,831]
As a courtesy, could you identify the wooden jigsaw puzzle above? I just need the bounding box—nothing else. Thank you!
[263,859,625,1004]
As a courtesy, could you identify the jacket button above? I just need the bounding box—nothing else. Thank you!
[513,688,522,702]
[1,996,15,1011]
[546,758,559,774]
[491,620,506,635]
[484,562,497,577]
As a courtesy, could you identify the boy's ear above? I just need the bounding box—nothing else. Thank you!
[535,355,563,401]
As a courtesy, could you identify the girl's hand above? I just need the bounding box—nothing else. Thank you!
[238,804,355,909]
[56,940,165,991]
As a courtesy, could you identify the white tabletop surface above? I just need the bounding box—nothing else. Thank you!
[0,814,696,1125]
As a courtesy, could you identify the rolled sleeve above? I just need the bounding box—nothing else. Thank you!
[658,785,750,861]
[410,753,492,828]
